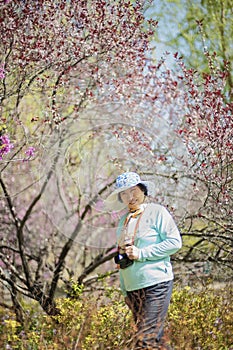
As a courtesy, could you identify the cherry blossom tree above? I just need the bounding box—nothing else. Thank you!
[0,0,232,322]
[174,52,233,279]
[0,0,159,320]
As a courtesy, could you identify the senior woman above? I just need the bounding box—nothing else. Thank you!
[105,172,182,350]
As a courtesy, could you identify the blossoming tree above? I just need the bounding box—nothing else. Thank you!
[0,0,232,322]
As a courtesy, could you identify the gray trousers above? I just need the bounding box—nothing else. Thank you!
[126,280,173,349]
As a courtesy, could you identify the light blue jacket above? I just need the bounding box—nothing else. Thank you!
[116,203,182,296]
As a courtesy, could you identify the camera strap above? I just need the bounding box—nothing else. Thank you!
[122,208,144,245]
[115,210,145,269]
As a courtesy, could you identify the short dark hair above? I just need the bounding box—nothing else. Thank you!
[118,183,148,202]
[137,183,148,196]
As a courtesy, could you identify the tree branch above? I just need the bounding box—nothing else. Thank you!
[78,246,117,285]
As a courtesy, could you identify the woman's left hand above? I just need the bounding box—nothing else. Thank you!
[125,245,140,260]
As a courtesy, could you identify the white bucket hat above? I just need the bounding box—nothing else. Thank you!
[105,171,155,211]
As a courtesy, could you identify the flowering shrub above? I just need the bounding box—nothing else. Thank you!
[0,285,232,350]
[168,285,233,350]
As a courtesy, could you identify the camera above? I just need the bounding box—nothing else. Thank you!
[114,252,133,269]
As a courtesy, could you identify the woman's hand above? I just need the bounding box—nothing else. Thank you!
[125,245,140,260]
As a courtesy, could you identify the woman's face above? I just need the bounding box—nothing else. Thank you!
[119,185,145,211]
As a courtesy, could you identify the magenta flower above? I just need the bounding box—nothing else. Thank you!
[24,146,36,160]
[0,134,14,160]
[0,65,5,80]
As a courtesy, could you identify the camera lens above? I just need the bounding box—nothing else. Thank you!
[114,252,133,269]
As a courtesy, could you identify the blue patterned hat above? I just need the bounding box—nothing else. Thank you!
[105,171,155,211]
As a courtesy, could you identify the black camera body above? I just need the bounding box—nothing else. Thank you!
[114,252,133,269]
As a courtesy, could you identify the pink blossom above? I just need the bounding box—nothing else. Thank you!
[0,134,14,160]
[24,146,36,160]
[0,64,5,79]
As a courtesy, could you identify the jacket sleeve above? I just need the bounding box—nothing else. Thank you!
[138,205,182,261]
